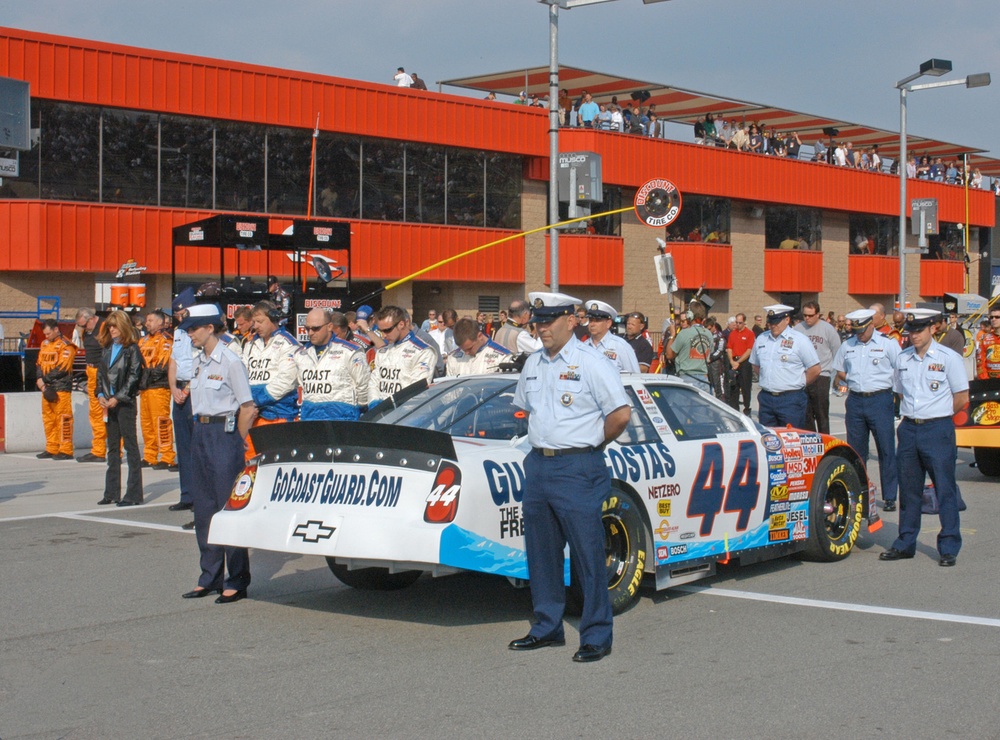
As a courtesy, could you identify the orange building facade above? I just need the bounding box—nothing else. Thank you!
[0,27,994,334]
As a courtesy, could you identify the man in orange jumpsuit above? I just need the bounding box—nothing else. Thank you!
[138,309,176,469]
[74,308,106,462]
[871,302,903,346]
[36,319,76,460]
[976,307,1000,379]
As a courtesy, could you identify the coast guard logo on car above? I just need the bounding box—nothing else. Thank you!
[292,520,337,543]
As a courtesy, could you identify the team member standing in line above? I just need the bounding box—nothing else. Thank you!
[95,310,145,507]
[74,308,106,462]
[794,300,841,434]
[168,291,196,513]
[36,319,77,460]
[583,300,640,373]
[509,293,630,664]
[138,309,176,469]
[242,301,301,446]
[178,304,255,604]
[976,306,1000,378]
[294,308,369,421]
[832,309,901,511]
[368,306,437,407]
[750,304,821,428]
[880,309,969,567]
[445,317,512,377]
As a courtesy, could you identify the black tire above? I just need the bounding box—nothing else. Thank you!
[974,447,1000,477]
[568,488,648,616]
[800,456,864,562]
[325,559,422,590]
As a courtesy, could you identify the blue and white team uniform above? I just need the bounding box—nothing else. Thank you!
[368,330,437,407]
[445,338,511,377]
[294,336,369,421]
[241,328,301,421]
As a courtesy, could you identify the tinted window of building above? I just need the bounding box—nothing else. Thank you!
[36,101,100,202]
[486,153,522,230]
[160,115,214,209]
[216,121,265,212]
[362,139,404,221]
[849,214,898,256]
[316,135,361,219]
[101,109,158,205]
[668,195,730,243]
[447,150,484,226]
[267,126,311,215]
[765,207,821,250]
[405,144,446,224]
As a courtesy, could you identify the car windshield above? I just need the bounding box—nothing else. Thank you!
[375,376,527,440]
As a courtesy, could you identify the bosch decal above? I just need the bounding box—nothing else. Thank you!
[761,433,782,452]
[270,467,402,508]
[668,544,688,557]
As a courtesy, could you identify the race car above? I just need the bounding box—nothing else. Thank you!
[210,374,881,613]
[955,377,1000,476]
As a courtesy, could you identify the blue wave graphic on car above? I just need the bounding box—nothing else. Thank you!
[439,524,530,579]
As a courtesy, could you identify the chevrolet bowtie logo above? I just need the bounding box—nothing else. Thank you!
[292,520,337,543]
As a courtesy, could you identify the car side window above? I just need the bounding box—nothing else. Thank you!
[446,388,529,440]
[646,384,747,440]
[615,387,660,445]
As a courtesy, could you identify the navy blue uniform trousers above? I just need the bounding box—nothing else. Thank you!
[845,389,897,503]
[191,423,250,591]
[892,417,961,558]
[758,388,807,429]
[172,392,194,505]
[522,449,612,649]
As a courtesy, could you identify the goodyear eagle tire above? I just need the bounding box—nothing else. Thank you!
[326,559,422,590]
[800,456,864,562]
[973,447,1000,477]
[567,488,648,616]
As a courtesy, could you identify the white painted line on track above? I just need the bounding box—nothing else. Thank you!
[678,584,1000,628]
[54,511,193,534]
[0,501,176,523]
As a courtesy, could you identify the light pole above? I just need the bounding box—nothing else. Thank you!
[538,0,671,291]
[896,59,990,310]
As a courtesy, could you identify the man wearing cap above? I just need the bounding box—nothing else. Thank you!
[368,306,437,406]
[664,301,713,391]
[880,309,969,567]
[494,299,543,356]
[446,317,511,377]
[178,304,255,604]
[794,301,841,434]
[168,288,197,512]
[138,309,176,470]
[750,304,821,428]
[583,300,640,374]
[294,309,368,421]
[266,276,290,317]
[242,300,301,446]
[832,309,902,511]
[74,308,106,462]
[976,306,1000,379]
[509,292,630,663]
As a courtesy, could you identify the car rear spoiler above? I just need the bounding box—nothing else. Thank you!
[249,420,458,462]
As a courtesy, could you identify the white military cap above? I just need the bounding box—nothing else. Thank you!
[178,303,224,330]
[764,304,795,323]
[528,291,581,321]
[845,308,876,330]
[902,308,940,331]
[584,300,618,321]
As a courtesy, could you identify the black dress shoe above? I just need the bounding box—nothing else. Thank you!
[168,501,193,511]
[508,634,565,651]
[140,460,153,468]
[182,587,221,599]
[52,453,74,461]
[572,644,612,663]
[182,520,196,530]
[77,453,106,463]
[36,451,54,459]
[167,464,180,472]
[879,548,914,561]
[97,498,117,505]
[116,500,142,507]
[152,462,170,470]
[939,555,957,567]
[215,590,247,604]
[883,501,897,512]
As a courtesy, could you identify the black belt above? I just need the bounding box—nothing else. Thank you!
[176,380,189,390]
[853,389,892,397]
[533,446,600,457]
[195,415,230,424]
[902,416,951,425]
[760,389,803,397]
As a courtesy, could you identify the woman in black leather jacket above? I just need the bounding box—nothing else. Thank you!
[96,310,146,506]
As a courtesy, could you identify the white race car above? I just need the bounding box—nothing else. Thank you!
[210,374,881,612]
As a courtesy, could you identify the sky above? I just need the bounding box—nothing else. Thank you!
[5,0,999,157]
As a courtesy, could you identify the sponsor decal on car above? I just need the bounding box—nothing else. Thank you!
[792,521,808,540]
[654,519,679,540]
[679,531,696,540]
[668,544,688,557]
[270,467,402,508]
[768,529,790,542]
[788,509,807,523]
[770,513,787,529]
[788,490,810,502]
[657,500,671,517]
[648,482,682,499]
[761,433,782,452]
[769,501,791,513]
[657,545,669,560]
[770,484,789,501]
[484,460,525,506]
[606,443,677,485]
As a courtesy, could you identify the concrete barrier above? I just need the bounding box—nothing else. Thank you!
[1,391,148,453]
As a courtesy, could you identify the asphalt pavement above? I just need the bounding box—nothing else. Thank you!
[2,394,998,739]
